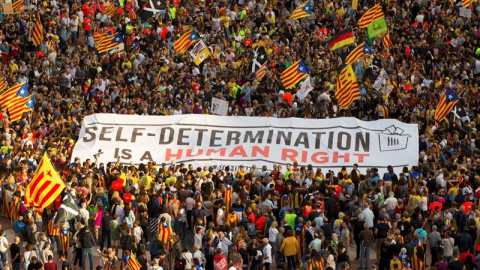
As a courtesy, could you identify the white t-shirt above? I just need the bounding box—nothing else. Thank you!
[217,208,224,225]
[0,236,8,252]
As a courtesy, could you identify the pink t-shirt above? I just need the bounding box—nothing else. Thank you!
[95,210,103,227]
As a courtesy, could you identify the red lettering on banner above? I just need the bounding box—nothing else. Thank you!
[205,148,226,157]
[311,152,329,164]
[333,152,350,163]
[186,149,204,157]
[353,153,369,163]
[301,150,308,163]
[228,146,248,158]
[251,146,269,158]
[281,149,297,162]
[165,149,183,161]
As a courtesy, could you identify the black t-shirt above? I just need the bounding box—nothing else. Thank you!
[62,261,72,270]
[10,243,21,263]
[376,222,390,239]
[448,260,464,270]
[28,262,44,270]
[192,208,206,220]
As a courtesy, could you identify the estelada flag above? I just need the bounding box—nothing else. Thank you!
[289,1,313,20]
[335,64,360,109]
[280,59,309,89]
[173,29,200,53]
[329,28,354,51]
[434,88,458,122]
[25,153,66,210]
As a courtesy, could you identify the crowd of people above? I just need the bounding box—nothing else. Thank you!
[0,0,480,269]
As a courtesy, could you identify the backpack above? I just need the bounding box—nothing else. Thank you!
[254,249,263,261]
[173,256,186,270]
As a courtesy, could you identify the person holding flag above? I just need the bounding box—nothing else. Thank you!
[58,224,73,259]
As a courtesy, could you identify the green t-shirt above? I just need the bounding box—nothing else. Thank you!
[285,213,297,230]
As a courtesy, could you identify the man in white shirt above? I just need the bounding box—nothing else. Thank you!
[262,238,272,268]
[362,203,375,229]
[79,202,90,223]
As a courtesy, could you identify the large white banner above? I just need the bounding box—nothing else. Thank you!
[72,114,419,174]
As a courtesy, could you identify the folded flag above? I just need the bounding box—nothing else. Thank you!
[32,15,44,46]
[335,65,360,109]
[357,4,384,28]
[280,59,309,89]
[434,88,459,121]
[329,28,354,51]
[345,42,374,65]
[382,31,391,49]
[174,30,200,53]
[289,1,313,20]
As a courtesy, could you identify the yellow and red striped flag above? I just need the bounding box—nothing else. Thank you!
[46,40,57,53]
[12,0,25,13]
[173,30,200,53]
[462,0,476,7]
[255,62,268,81]
[32,15,44,46]
[312,257,325,270]
[357,4,384,28]
[289,1,313,20]
[0,81,27,110]
[434,88,458,121]
[345,42,374,65]
[280,59,309,89]
[9,93,34,122]
[382,31,391,49]
[335,65,360,109]
[158,222,173,245]
[126,252,142,270]
[156,70,162,86]
[97,33,123,54]
[0,78,6,93]
[105,2,117,17]
[25,153,66,210]
[225,185,232,215]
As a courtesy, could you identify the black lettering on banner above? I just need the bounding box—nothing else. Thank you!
[177,128,191,145]
[226,131,241,146]
[159,127,174,144]
[355,132,370,151]
[267,130,273,144]
[131,128,145,143]
[244,130,264,144]
[337,132,351,150]
[121,149,132,160]
[294,132,309,148]
[99,127,114,141]
[210,130,224,147]
[83,127,98,142]
[116,127,128,142]
[313,132,326,149]
[140,151,153,162]
[195,129,208,146]
[328,132,334,149]
[276,131,292,146]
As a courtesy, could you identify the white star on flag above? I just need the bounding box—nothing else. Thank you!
[448,94,453,100]
[299,67,304,72]
[20,90,25,95]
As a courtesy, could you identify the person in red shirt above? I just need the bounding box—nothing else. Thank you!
[44,255,57,270]
[458,247,475,264]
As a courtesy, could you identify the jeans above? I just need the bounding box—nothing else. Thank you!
[81,247,94,270]
[0,250,7,266]
[13,262,21,270]
[49,235,59,253]
[286,255,296,270]
[359,245,371,269]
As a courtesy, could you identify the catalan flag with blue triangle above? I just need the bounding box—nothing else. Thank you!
[280,59,309,89]
[345,42,374,65]
[174,30,201,53]
[434,88,458,122]
[289,1,313,20]
[97,33,124,54]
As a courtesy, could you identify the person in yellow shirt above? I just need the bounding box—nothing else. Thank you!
[165,173,177,187]
[280,230,299,268]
